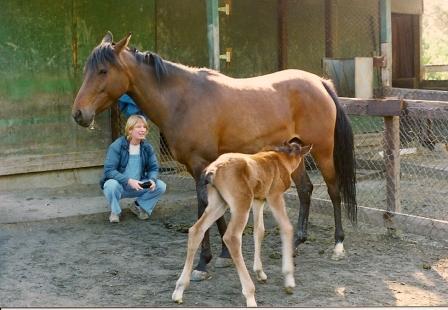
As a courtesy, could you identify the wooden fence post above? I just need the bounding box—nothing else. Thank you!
[383,115,401,235]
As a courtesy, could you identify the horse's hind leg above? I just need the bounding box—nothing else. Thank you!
[266,194,295,294]
[292,161,314,249]
[314,153,345,260]
[172,187,227,304]
[252,199,267,283]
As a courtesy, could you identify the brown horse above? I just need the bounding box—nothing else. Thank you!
[172,140,312,307]
[72,32,357,280]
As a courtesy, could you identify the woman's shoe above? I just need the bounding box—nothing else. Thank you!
[129,203,149,220]
[109,212,120,223]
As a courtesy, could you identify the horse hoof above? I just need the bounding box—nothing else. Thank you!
[215,257,233,268]
[331,243,346,261]
[191,270,209,281]
[284,286,294,295]
[174,299,183,304]
[255,270,267,283]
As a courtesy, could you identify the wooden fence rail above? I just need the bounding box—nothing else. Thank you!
[340,90,448,235]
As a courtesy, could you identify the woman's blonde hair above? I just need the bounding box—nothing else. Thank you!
[125,115,149,140]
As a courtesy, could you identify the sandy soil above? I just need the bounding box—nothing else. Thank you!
[1,196,447,307]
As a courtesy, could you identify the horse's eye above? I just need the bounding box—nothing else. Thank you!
[98,69,107,75]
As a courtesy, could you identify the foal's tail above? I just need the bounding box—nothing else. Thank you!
[322,80,358,224]
[197,170,212,208]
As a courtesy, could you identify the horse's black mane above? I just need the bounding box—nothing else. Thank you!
[131,47,168,82]
[85,43,168,82]
[85,43,118,73]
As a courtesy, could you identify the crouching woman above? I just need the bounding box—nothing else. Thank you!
[100,115,166,223]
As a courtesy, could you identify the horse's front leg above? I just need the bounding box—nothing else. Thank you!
[191,187,213,281]
[291,162,313,250]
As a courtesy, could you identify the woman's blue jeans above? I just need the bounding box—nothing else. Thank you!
[103,179,167,216]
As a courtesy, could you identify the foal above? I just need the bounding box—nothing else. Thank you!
[172,140,312,307]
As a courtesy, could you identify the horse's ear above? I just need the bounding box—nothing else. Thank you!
[101,31,113,45]
[114,32,132,54]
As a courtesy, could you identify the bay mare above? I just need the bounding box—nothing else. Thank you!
[71,32,357,280]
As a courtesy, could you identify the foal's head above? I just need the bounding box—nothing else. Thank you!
[271,138,312,171]
[71,32,132,127]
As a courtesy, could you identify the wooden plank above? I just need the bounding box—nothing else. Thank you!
[324,0,333,58]
[383,116,401,219]
[339,96,448,119]
[424,64,448,73]
[277,0,288,70]
[339,97,403,116]
[384,87,448,101]
[420,80,448,91]
[0,151,106,176]
[404,99,448,120]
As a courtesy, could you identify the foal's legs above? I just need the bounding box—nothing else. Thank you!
[223,199,256,307]
[192,172,231,281]
[266,194,295,293]
[172,187,227,304]
[291,161,314,248]
[252,199,267,282]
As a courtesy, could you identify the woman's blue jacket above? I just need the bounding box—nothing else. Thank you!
[100,136,159,189]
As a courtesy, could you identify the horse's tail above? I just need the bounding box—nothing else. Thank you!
[322,80,358,224]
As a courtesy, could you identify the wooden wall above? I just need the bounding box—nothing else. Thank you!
[0,0,156,176]
[0,0,384,176]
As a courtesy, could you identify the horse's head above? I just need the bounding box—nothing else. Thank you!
[71,32,132,127]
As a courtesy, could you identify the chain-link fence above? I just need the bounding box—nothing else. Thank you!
[304,112,448,223]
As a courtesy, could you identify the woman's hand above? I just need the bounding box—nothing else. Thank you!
[128,178,143,191]
[148,180,156,191]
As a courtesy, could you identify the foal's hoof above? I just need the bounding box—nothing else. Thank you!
[191,270,210,281]
[215,257,233,268]
[255,270,267,283]
[284,286,294,295]
[173,298,183,304]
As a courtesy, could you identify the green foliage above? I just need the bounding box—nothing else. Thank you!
[422,0,448,80]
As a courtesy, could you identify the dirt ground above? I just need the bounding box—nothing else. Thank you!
[1,191,447,308]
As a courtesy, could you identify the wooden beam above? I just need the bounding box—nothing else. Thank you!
[339,97,403,116]
[277,0,288,70]
[324,0,333,58]
[0,151,106,176]
[384,87,448,102]
[383,116,401,218]
[404,99,448,120]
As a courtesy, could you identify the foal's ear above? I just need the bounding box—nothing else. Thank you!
[288,137,302,145]
[101,31,113,44]
[114,32,132,54]
[300,144,313,155]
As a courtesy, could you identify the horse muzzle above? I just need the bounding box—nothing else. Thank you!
[72,109,94,128]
